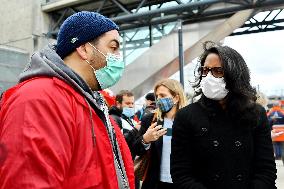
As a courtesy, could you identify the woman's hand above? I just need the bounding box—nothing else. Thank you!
[142,122,167,143]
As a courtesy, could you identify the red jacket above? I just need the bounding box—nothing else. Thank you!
[0,77,135,189]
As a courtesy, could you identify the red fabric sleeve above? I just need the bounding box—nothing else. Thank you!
[0,80,74,188]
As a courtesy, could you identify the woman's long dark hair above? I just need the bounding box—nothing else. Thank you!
[194,42,259,125]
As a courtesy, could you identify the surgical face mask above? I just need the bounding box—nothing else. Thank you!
[86,42,125,89]
[157,97,174,113]
[200,72,228,100]
[122,107,135,118]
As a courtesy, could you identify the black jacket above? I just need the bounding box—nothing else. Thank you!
[131,113,166,189]
[109,106,140,159]
[171,96,277,189]
[109,106,123,129]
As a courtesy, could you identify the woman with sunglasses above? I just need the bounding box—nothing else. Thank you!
[171,42,277,189]
[132,79,187,189]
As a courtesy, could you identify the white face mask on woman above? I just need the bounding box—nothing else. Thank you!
[200,72,228,100]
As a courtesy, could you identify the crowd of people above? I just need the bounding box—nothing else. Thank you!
[267,102,284,165]
[0,11,279,189]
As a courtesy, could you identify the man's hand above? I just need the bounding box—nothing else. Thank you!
[271,130,284,138]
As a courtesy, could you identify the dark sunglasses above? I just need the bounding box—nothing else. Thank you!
[200,66,224,78]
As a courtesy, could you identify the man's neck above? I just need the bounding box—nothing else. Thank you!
[64,56,99,91]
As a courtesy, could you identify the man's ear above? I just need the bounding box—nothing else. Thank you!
[76,44,88,60]
[116,101,122,108]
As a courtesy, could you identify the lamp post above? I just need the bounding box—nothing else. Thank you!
[178,19,184,88]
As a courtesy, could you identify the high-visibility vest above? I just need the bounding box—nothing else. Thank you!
[272,124,284,142]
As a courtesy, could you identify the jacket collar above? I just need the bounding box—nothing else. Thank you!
[109,106,122,116]
[198,95,225,116]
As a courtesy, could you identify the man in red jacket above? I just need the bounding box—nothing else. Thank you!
[0,11,134,189]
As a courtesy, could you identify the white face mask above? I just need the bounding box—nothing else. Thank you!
[200,72,228,100]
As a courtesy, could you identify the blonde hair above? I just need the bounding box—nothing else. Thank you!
[154,79,187,119]
[256,91,268,108]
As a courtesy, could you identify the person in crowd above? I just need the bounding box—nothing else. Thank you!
[0,11,134,189]
[256,92,284,145]
[109,90,140,134]
[256,91,269,112]
[267,102,284,164]
[100,88,116,108]
[136,92,156,121]
[108,90,141,189]
[171,42,277,189]
[132,78,187,189]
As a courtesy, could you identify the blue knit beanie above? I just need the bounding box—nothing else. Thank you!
[56,11,119,59]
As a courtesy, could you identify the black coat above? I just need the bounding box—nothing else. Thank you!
[171,96,277,189]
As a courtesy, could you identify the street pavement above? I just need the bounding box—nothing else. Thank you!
[276,160,284,189]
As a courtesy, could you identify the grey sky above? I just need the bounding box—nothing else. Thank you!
[224,30,284,96]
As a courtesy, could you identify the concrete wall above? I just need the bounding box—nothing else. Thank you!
[0,46,29,93]
[0,0,52,55]
[0,0,52,92]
